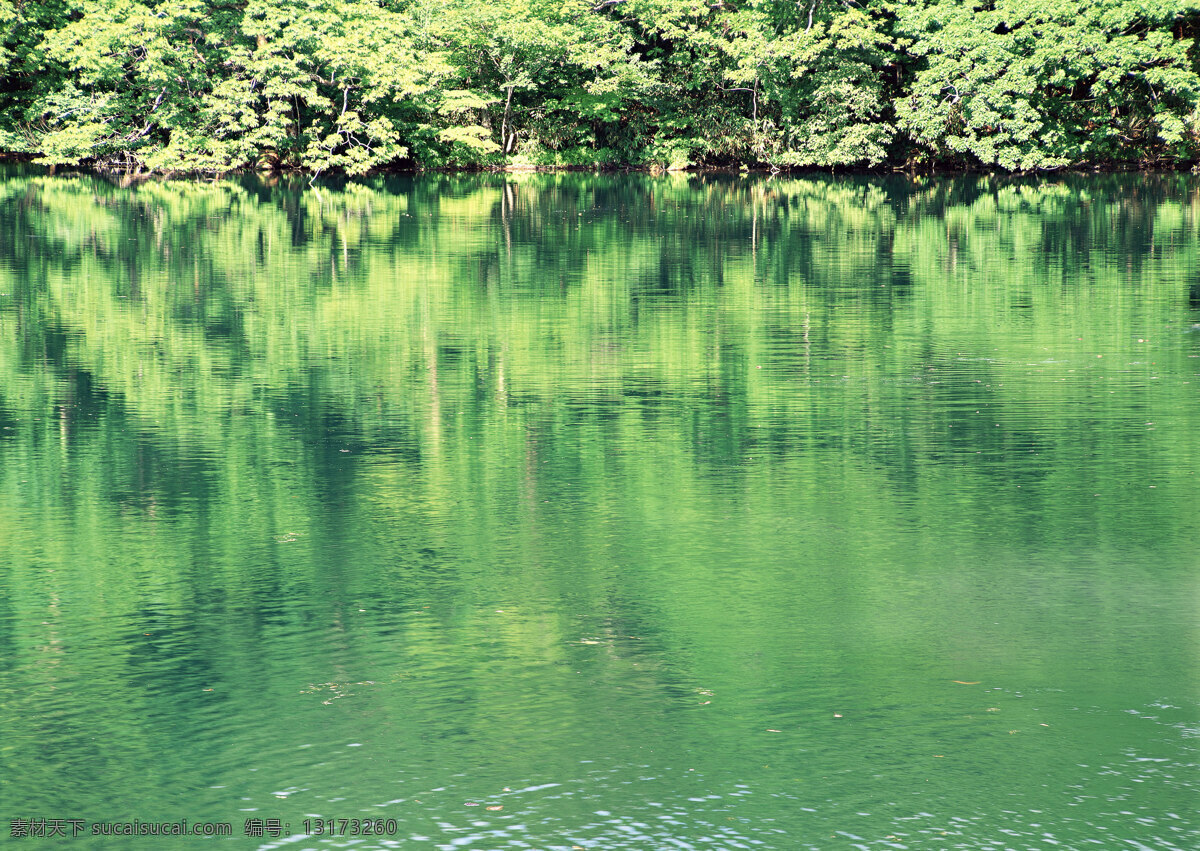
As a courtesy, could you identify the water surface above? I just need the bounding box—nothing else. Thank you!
[0,171,1197,849]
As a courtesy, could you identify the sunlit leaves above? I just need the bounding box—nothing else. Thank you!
[2,0,1199,170]
[894,0,1200,169]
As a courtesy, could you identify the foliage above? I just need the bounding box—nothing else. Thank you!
[894,0,1200,170]
[1,0,1200,171]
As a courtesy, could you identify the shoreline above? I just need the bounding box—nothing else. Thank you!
[2,152,1197,181]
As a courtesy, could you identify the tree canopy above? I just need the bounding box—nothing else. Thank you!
[2,0,1200,172]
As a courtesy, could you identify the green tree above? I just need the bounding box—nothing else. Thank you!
[19,0,433,173]
[428,0,647,164]
[894,0,1200,169]
[3,0,1200,172]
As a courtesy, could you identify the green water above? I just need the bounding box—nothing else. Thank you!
[0,170,1197,850]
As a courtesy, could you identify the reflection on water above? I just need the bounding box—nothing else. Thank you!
[0,170,1197,848]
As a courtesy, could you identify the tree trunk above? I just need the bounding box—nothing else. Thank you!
[501,85,515,153]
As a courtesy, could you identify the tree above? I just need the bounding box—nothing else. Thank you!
[894,0,1200,170]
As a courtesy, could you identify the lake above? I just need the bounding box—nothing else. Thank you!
[0,170,1197,849]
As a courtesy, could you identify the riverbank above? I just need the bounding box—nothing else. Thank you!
[4,153,1199,182]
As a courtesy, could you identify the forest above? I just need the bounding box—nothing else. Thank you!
[2,0,1200,174]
